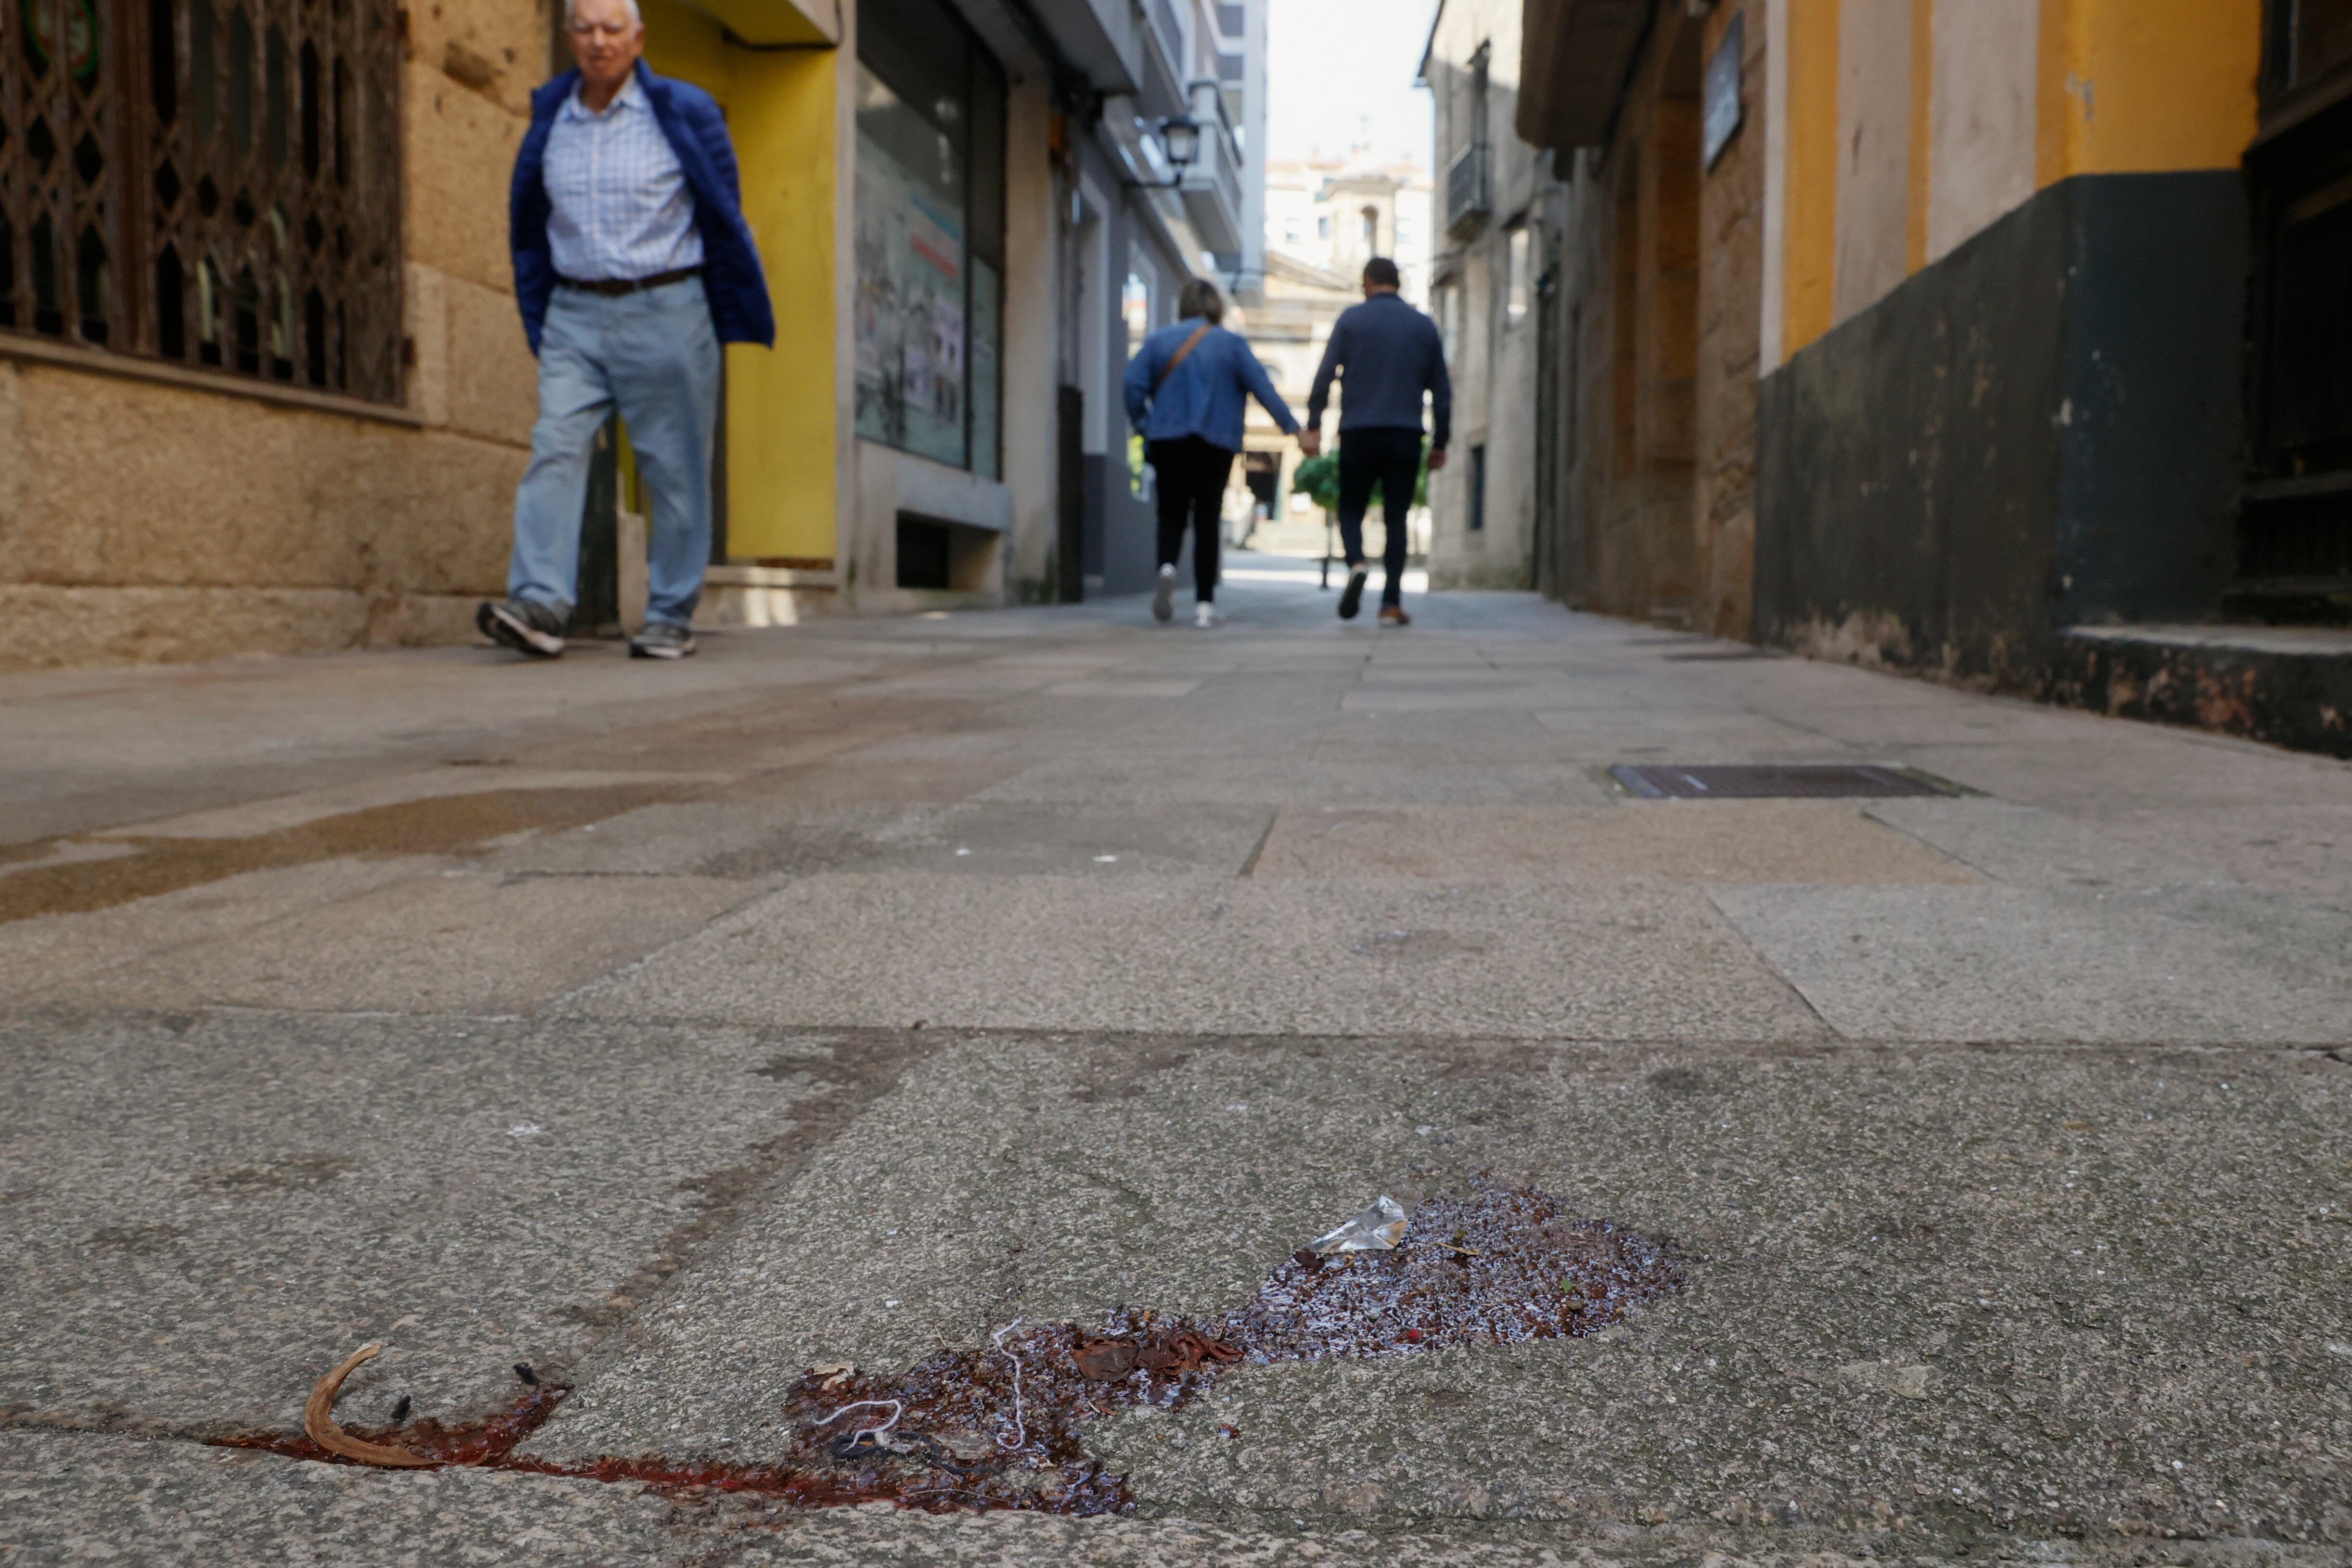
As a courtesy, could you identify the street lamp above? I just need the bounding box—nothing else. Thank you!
[1159,114,1201,170]
[1125,114,1200,188]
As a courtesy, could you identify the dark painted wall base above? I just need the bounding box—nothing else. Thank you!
[1755,171,2249,688]
[1082,454,1162,598]
[2052,630,2352,759]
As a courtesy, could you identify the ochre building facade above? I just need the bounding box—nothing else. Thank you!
[1518,0,2349,751]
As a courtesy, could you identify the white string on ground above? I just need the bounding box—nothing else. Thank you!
[992,1318,1027,1452]
[811,1398,902,1446]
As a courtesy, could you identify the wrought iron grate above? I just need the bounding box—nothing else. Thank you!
[1611,764,1961,800]
[0,0,403,402]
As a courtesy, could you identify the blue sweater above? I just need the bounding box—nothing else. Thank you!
[1307,293,1453,448]
[510,63,775,354]
[1125,319,1300,452]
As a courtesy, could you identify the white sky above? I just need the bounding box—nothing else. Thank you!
[1265,0,1440,168]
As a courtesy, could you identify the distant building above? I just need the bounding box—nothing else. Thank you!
[1263,150,1434,303]
[1419,0,1556,591]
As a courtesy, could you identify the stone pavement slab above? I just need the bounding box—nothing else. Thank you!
[4,570,2352,1564]
[1710,881,2352,1044]
[0,1011,867,1434]
[0,1428,692,1567]
[99,870,761,1014]
[1249,802,1979,885]
[6,1427,2349,1567]
[559,872,1825,1039]
[517,1031,2352,1553]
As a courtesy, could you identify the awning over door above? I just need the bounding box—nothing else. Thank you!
[1516,0,1652,151]
[673,0,839,47]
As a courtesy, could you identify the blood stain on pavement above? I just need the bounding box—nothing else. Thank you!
[215,1178,1681,1516]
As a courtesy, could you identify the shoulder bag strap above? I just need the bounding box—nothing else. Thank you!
[1153,324,1214,393]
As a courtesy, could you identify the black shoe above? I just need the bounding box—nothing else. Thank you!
[477,598,566,658]
[1338,566,1368,620]
[629,621,698,660]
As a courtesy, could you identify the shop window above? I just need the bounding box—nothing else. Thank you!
[0,0,403,400]
[1120,266,1154,497]
[854,0,1007,479]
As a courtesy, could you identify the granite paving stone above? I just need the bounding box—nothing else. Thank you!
[4,568,2350,1563]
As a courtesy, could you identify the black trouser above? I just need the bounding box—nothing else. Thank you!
[1147,435,1234,603]
[1337,426,1421,607]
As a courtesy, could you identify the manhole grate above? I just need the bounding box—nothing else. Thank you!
[1611,763,1959,799]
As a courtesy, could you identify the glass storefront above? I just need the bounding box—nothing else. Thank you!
[853,0,1005,478]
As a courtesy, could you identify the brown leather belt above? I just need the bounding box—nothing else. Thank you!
[556,266,702,296]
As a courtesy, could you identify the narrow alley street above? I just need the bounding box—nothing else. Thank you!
[2,570,2348,1563]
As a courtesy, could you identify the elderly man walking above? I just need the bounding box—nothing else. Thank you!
[477,0,774,661]
[1303,256,1451,627]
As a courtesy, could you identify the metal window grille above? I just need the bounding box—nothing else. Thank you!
[1445,141,1491,236]
[0,0,403,402]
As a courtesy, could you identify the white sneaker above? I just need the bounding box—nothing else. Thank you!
[1194,601,1224,628]
[1152,564,1177,623]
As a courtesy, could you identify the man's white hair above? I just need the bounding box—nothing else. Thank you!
[566,0,644,25]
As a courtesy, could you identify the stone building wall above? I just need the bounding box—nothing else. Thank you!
[0,0,550,669]
[1424,0,1544,592]
[1693,0,1765,640]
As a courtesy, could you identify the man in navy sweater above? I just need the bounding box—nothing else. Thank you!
[479,0,774,663]
[1303,257,1452,626]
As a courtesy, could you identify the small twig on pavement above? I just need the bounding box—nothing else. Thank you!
[305,1344,438,1468]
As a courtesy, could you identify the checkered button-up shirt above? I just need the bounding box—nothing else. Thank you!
[543,73,704,282]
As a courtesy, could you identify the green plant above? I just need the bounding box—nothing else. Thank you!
[1291,452,1341,513]
[1288,442,1432,515]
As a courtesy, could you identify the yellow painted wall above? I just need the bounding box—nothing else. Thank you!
[1776,0,2263,363]
[1782,0,1842,358]
[2035,0,2262,187]
[641,0,838,563]
[1905,0,1933,272]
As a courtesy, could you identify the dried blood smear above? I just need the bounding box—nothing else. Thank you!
[1237,1179,1680,1362]
[217,1180,1679,1517]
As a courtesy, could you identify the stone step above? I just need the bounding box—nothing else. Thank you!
[2055,623,2352,758]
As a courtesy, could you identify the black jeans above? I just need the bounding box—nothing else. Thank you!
[1337,426,1421,606]
[1147,435,1234,603]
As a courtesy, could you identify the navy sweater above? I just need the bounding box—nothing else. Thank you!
[1306,293,1453,447]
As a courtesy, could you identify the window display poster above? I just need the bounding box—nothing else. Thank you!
[855,117,968,468]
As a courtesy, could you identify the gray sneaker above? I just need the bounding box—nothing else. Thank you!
[629,621,698,660]
[477,598,566,658]
[1151,563,1177,624]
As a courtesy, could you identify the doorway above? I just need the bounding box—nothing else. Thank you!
[2244,0,2352,621]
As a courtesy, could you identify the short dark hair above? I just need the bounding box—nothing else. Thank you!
[1178,277,1225,323]
[1362,256,1402,288]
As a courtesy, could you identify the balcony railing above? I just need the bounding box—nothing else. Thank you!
[1446,141,1493,238]
[1177,79,1245,255]
[1149,0,1184,69]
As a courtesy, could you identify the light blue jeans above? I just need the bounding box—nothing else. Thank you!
[508,276,721,627]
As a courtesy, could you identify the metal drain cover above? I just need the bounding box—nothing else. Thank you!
[1611,763,1958,800]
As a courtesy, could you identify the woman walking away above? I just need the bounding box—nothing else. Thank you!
[1124,278,1304,627]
